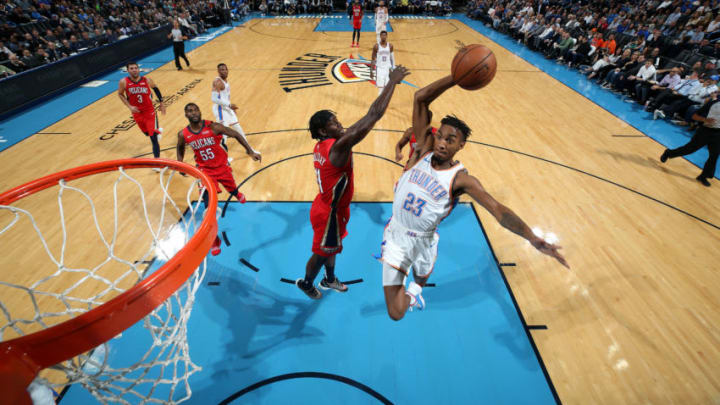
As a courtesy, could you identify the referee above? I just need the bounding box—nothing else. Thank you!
[168,19,190,71]
[660,93,720,187]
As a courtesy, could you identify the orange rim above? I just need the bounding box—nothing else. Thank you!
[0,158,218,403]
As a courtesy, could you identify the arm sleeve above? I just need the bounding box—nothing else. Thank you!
[211,91,230,107]
[152,87,163,101]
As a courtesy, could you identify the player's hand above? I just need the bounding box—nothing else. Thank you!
[395,150,403,162]
[230,104,238,110]
[531,237,569,269]
[249,151,262,162]
[389,65,410,84]
[130,106,140,113]
[159,103,167,115]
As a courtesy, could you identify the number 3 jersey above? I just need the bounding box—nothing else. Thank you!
[313,138,354,208]
[123,76,154,113]
[392,152,465,232]
[182,120,229,169]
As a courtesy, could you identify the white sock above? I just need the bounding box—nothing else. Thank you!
[407,281,422,297]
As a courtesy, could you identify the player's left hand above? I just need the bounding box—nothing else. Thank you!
[230,104,238,110]
[159,103,167,115]
[249,151,262,162]
[531,237,569,269]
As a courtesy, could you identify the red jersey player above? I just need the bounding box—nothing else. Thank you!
[296,65,410,299]
[118,62,166,158]
[350,0,363,47]
[176,103,261,255]
[394,111,436,166]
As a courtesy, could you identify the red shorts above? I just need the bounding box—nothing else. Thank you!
[201,164,238,194]
[353,19,362,29]
[311,201,350,257]
[132,110,157,136]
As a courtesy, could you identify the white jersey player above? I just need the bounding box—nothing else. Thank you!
[212,63,260,157]
[371,31,395,96]
[375,1,388,43]
[381,74,569,321]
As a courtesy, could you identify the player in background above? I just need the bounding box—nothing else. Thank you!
[118,62,166,158]
[350,0,363,47]
[375,1,389,44]
[381,75,569,321]
[212,63,260,161]
[371,30,395,96]
[296,66,410,299]
[177,103,261,255]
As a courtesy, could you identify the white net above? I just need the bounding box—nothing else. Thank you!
[0,164,212,404]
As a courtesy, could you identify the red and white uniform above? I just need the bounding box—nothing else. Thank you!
[311,138,354,256]
[182,120,237,194]
[124,76,158,136]
[352,4,363,29]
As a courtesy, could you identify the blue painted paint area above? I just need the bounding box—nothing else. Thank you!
[454,14,719,179]
[315,15,393,32]
[61,202,555,404]
[0,22,246,153]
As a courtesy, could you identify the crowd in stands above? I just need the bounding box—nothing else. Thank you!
[0,0,229,78]
[467,0,720,128]
[252,0,451,17]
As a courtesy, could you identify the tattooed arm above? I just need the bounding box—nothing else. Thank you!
[453,171,569,268]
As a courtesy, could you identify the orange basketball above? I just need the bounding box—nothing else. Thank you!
[451,44,497,90]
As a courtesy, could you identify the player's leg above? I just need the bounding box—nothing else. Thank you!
[376,66,389,95]
[199,177,223,256]
[229,121,260,155]
[218,167,246,203]
[318,206,349,292]
[383,263,411,321]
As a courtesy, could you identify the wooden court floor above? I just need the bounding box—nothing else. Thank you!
[1,17,719,404]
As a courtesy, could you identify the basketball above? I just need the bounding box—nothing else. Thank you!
[451,44,497,90]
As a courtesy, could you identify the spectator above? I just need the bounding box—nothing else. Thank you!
[7,53,26,73]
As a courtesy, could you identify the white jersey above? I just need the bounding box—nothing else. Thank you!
[212,77,237,125]
[392,152,465,232]
[375,7,388,26]
[376,42,393,68]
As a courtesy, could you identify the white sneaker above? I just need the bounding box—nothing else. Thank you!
[406,291,425,311]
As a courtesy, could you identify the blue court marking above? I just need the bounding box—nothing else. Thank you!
[60,201,557,404]
[0,20,249,153]
[455,14,718,179]
[315,15,393,32]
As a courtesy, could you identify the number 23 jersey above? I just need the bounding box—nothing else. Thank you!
[182,120,229,169]
[393,152,465,232]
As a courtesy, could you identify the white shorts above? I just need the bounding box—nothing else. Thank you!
[375,66,390,88]
[212,104,238,126]
[376,22,387,33]
[381,220,439,286]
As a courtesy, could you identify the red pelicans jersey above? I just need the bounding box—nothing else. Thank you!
[313,138,354,208]
[124,76,154,113]
[182,121,229,169]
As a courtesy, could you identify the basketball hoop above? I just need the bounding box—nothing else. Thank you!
[0,158,217,404]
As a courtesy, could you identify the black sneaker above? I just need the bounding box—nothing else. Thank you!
[318,277,348,292]
[696,175,711,187]
[660,150,669,163]
[296,278,322,299]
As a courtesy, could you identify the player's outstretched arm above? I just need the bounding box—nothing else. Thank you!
[330,65,410,167]
[395,127,413,161]
[412,75,454,153]
[454,171,570,268]
[146,77,166,115]
[211,122,262,162]
[176,130,186,162]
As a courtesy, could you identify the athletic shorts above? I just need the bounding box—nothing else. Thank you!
[132,110,157,136]
[311,201,350,257]
[381,219,439,286]
[376,22,387,33]
[375,66,390,88]
[200,164,238,194]
[353,19,362,29]
[212,104,239,127]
